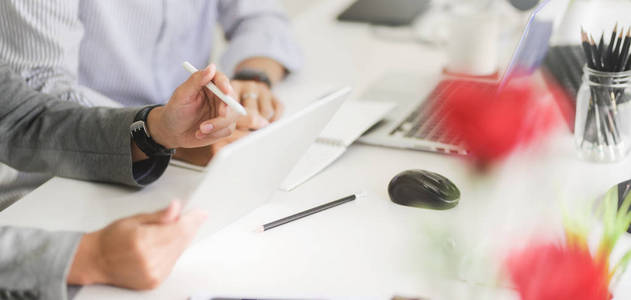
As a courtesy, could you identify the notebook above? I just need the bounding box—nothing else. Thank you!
[280,100,395,191]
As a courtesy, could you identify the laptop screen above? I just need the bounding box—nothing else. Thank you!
[501,0,554,85]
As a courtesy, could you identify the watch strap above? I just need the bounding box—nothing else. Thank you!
[130,105,175,157]
[233,69,273,88]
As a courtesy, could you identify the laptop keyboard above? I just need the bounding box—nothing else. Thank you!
[390,80,496,146]
[387,46,584,148]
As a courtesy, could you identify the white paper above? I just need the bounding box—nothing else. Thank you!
[318,101,396,146]
[280,143,347,191]
[171,100,395,190]
[280,100,395,191]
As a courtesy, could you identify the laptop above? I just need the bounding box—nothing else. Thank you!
[183,87,352,239]
[357,0,559,155]
[337,0,431,27]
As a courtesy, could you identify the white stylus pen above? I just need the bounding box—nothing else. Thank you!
[181,61,247,116]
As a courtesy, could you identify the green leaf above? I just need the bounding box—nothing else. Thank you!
[612,249,631,286]
[598,188,619,258]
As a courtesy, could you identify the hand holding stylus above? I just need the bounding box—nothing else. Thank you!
[182,61,247,116]
[147,64,240,150]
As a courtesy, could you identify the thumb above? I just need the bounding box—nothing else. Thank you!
[134,200,182,225]
[181,210,208,230]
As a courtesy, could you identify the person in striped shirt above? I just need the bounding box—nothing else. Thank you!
[0,0,303,205]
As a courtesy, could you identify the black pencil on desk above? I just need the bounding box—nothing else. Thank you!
[258,194,357,232]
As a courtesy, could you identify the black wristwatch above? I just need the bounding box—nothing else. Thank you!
[233,69,273,88]
[130,105,175,157]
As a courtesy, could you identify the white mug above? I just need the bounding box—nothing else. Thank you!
[445,10,500,77]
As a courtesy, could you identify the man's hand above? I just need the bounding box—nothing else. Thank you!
[67,201,206,289]
[231,80,284,130]
[147,64,239,149]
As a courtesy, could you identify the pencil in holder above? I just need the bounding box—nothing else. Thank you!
[574,66,631,162]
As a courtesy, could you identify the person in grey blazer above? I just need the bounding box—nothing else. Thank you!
[0,63,239,299]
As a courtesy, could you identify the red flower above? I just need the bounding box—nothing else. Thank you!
[439,76,559,167]
[505,243,610,300]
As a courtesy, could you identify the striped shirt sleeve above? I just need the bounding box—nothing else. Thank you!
[0,0,119,107]
[217,0,304,76]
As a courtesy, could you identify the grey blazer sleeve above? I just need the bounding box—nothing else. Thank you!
[0,227,82,300]
[0,64,171,299]
[0,64,142,186]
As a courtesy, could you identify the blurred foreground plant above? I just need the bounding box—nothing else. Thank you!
[505,187,631,300]
[439,75,565,168]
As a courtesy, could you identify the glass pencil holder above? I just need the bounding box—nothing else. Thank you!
[575,66,631,162]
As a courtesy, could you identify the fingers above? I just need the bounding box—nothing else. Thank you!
[195,127,233,141]
[177,212,207,245]
[161,201,181,223]
[198,115,236,135]
[177,112,239,148]
[236,89,270,129]
[212,69,234,96]
[177,65,217,100]
[132,209,208,289]
[190,63,232,100]
[232,80,284,128]
[240,83,264,126]
[150,209,208,248]
[258,92,274,120]
[180,210,208,232]
[134,201,182,225]
[90,203,207,291]
[270,97,284,122]
[237,114,269,130]
[217,101,228,118]
[243,93,259,116]
[202,68,235,119]
[198,64,217,87]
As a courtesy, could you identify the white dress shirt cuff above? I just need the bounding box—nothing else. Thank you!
[220,16,304,77]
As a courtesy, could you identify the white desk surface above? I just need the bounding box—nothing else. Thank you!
[3,0,631,299]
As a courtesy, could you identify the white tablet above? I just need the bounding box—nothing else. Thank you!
[185,87,352,239]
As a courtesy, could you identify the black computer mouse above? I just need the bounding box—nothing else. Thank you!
[388,169,460,210]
